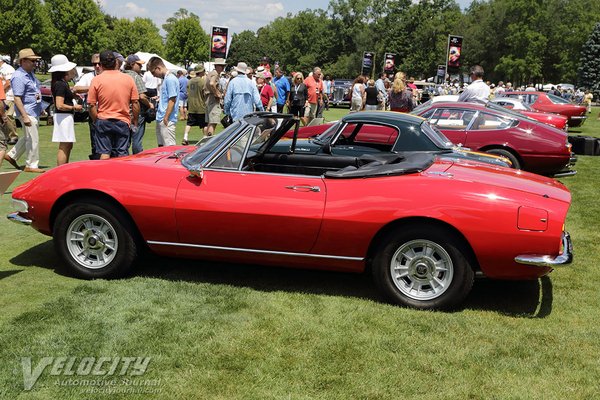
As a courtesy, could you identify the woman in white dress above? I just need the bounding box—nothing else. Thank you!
[49,54,82,165]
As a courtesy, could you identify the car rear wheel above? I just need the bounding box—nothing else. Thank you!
[54,200,138,279]
[372,226,474,310]
[486,148,521,169]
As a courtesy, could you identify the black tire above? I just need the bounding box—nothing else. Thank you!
[372,226,474,310]
[486,148,521,169]
[53,199,138,279]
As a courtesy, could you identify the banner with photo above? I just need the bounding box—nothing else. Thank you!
[384,53,396,76]
[210,26,229,59]
[446,35,463,72]
[362,51,374,76]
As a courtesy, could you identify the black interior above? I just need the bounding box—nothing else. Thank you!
[246,152,434,178]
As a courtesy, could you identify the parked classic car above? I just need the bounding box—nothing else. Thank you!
[414,101,576,176]
[8,113,573,310]
[420,94,569,131]
[490,97,569,131]
[283,112,512,168]
[417,94,569,131]
[329,79,352,107]
[499,91,587,127]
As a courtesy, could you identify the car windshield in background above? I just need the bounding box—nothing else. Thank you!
[486,102,530,120]
[421,121,453,149]
[313,123,340,143]
[412,100,433,114]
[548,93,571,104]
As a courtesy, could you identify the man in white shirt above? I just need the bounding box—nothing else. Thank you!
[457,65,490,104]
[0,56,18,144]
[143,70,160,99]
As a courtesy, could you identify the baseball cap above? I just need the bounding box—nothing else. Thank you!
[126,54,145,65]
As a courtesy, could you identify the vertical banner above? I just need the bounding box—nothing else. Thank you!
[361,51,374,77]
[383,53,396,77]
[210,26,229,59]
[446,35,463,72]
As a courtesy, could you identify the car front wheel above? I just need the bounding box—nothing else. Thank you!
[486,148,521,169]
[54,200,138,279]
[372,226,474,310]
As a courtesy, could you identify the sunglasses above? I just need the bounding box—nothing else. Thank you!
[93,62,101,66]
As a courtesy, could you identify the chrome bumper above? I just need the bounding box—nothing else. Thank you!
[553,169,577,178]
[515,232,573,267]
[7,212,32,226]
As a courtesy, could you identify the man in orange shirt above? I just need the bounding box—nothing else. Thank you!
[87,51,139,159]
[304,67,325,124]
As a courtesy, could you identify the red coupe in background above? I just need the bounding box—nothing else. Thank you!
[8,113,573,310]
[414,102,576,176]
[499,91,587,127]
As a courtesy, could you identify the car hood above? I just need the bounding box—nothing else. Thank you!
[443,160,570,202]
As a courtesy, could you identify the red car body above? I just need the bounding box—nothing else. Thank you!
[8,114,573,310]
[415,102,575,176]
[500,91,587,127]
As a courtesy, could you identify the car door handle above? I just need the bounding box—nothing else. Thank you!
[285,185,321,192]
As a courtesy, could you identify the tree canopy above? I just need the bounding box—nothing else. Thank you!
[0,0,599,86]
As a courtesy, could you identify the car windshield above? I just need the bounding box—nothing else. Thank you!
[547,93,571,104]
[181,121,244,167]
[421,121,453,149]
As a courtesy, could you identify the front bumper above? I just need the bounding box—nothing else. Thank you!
[7,212,32,226]
[515,231,573,267]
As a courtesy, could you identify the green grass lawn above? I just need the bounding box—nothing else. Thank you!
[1,107,600,399]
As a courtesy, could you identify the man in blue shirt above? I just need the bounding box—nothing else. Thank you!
[224,62,263,121]
[177,70,188,121]
[273,67,290,114]
[4,48,44,173]
[147,57,180,146]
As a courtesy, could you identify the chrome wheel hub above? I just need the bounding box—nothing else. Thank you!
[66,214,118,269]
[390,239,454,301]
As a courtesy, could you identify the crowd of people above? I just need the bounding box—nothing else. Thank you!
[0,48,597,173]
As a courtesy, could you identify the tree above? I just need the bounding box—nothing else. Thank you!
[44,0,111,64]
[163,8,209,67]
[111,17,164,56]
[0,0,49,62]
[578,22,600,94]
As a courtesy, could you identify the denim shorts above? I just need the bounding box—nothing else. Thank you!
[94,118,130,157]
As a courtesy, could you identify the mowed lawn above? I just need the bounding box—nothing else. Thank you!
[1,107,599,399]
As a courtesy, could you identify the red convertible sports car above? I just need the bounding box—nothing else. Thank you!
[414,102,576,177]
[8,113,573,310]
[499,91,587,127]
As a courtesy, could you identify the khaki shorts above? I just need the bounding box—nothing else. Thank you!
[205,98,222,124]
[308,103,318,119]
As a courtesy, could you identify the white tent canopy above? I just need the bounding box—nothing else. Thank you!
[134,52,186,73]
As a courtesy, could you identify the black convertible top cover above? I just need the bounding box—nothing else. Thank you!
[325,152,435,179]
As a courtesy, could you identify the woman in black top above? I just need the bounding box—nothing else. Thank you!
[287,72,309,125]
[364,79,379,111]
[49,54,82,165]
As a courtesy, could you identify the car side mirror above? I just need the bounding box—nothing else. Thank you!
[189,168,204,181]
[323,143,332,154]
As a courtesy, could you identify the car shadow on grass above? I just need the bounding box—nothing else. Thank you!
[11,240,552,317]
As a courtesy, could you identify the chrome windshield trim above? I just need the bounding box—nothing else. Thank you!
[147,241,364,261]
[514,231,573,267]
